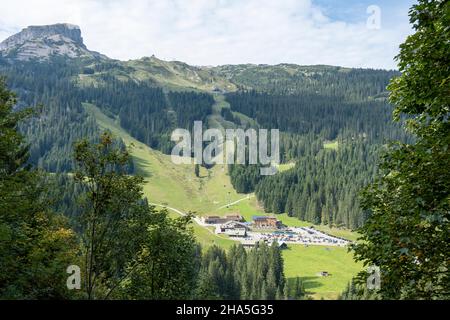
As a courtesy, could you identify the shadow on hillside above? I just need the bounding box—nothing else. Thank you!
[132,156,153,178]
[287,276,323,291]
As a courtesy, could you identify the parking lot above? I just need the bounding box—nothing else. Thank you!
[235,226,350,247]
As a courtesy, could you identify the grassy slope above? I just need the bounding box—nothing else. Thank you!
[84,102,362,299]
[283,245,360,300]
[76,57,238,93]
[126,57,237,92]
[83,102,237,248]
[324,140,339,150]
[277,162,296,172]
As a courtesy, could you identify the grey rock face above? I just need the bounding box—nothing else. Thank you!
[0,23,107,61]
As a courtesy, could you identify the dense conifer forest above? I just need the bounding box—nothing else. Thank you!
[225,76,411,229]
[0,55,414,229]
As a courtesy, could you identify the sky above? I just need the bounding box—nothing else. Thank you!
[0,0,416,70]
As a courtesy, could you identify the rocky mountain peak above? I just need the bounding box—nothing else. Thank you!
[0,23,106,61]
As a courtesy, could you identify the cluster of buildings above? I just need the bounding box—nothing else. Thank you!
[201,213,349,248]
[215,221,248,237]
[202,214,283,238]
[252,216,282,229]
[202,214,243,225]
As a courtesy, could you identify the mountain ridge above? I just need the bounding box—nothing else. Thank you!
[0,23,397,71]
[0,23,106,61]
[0,23,396,95]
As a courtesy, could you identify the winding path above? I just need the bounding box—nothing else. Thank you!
[147,202,231,239]
[217,194,253,210]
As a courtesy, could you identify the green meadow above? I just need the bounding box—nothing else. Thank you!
[283,245,362,300]
[324,140,339,150]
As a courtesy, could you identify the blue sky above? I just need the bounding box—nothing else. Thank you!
[314,0,414,24]
[0,0,416,69]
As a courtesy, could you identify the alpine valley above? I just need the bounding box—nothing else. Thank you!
[0,23,407,300]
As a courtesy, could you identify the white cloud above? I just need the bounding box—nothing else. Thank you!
[0,0,412,69]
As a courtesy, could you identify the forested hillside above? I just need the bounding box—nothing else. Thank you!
[0,83,290,299]
[0,57,216,169]
[0,51,411,230]
[212,64,397,97]
[0,19,415,233]
[1,58,98,171]
[196,243,290,300]
[224,73,410,229]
